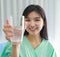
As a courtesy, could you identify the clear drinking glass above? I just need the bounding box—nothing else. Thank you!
[9,16,24,43]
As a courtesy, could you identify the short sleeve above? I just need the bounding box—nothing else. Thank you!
[52,50,57,57]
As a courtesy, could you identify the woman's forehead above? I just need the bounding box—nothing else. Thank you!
[27,16,40,19]
[28,11,40,16]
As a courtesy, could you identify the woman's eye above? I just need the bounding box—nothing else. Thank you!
[34,17,41,21]
[25,19,30,22]
[35,19,40,21]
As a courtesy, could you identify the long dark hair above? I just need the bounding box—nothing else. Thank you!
[22,5,48,40]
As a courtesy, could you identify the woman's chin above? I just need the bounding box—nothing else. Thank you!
[29,32,38,36]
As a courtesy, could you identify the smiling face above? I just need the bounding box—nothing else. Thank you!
[25,11,44,36]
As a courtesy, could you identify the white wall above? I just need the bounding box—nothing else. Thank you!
[54,0,60,56]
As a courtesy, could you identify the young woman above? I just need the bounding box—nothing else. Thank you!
[1,5,57,57]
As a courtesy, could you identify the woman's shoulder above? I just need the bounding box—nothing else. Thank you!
[44,39,55,52]
[42,39,57,57]
[44,39,54,50]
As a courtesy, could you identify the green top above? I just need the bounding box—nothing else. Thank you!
[1,36,57,57]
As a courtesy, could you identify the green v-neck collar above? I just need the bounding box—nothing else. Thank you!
[24,36,46,50]
[24,36,47,57]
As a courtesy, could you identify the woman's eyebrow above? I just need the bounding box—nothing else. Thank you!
[34,17,40,19]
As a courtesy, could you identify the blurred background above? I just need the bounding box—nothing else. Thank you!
[0,0,60,57]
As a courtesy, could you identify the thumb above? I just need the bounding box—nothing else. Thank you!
[5,19,13,26]
[6,19,10,24]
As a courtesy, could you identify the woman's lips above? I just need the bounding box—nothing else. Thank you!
[29,28,36,32]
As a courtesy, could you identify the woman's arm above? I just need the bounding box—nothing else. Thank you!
[11,44,20,57]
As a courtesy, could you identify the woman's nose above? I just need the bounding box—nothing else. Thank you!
[29,21,35,26]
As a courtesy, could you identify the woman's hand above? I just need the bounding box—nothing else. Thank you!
[3,19,27,45]
[3,19,14,41]
[3,20,21,45]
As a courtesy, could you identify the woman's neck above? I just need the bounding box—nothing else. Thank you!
[27,34,42,49]
[27,34,42,41]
